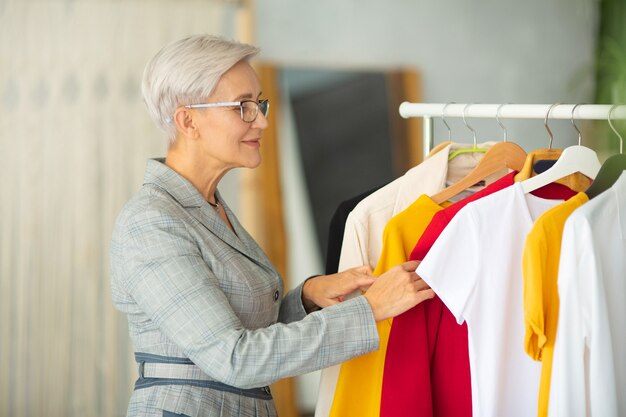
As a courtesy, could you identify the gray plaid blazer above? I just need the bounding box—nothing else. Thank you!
[110,159,379,417]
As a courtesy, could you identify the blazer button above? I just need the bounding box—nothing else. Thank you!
[273,290,280,302]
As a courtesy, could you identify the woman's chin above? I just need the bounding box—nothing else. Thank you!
[243,156,262,169]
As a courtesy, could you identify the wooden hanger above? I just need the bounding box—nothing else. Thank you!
[432,104,527,204]
[432,141,527,204]
[585,105,626,199]
[520,104,601,194]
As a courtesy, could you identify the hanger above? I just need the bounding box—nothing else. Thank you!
[419,103,456,159]
[521,103,601,194]
[447,103,490,160]
[584,104,626,199]
[491,103,529,160]
[431,104,527,204]
[496,102,510,143]
[514,103,563,182]
[442,102,454,143]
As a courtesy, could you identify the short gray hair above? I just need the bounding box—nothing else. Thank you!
[141,34,260,144]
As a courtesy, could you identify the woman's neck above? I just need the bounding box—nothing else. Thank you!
[165,146,225,205]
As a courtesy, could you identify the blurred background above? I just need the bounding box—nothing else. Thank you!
[1,0,624,416]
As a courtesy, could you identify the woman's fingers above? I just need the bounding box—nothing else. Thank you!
[415,288,435,303]
[302,265,377,310]
[412,274,431,291]
[401,259,420,272]
[302,261,432,316]
[363,262,435,322]
[354,265,374,275]
[338,266,376,294]
[355,275,377,292]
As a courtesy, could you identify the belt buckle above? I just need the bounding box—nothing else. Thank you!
[262,386,271,395]
[137,361,145,379]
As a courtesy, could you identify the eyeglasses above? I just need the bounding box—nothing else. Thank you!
[184,99,270,123]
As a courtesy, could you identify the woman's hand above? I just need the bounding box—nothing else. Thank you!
[302,266,375,312]
[363,260,435,322]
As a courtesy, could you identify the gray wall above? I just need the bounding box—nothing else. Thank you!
[257,0,598,151]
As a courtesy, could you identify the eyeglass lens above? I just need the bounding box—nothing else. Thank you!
[241,100,269,122]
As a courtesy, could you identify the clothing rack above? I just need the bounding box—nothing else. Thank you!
[398,103,626,157]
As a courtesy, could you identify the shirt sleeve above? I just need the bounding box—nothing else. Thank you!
[416,205,481,325]
[114,207,380,389]
[522,225,549,361]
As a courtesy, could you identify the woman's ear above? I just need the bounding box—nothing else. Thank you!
[173,107,199,139]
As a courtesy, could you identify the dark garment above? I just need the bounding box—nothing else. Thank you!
[325,185,385,274]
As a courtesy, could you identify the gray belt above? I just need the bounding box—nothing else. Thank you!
[134,352,272,400]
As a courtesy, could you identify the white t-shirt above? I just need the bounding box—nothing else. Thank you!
[548,171,626,417]
[417,182,563,417]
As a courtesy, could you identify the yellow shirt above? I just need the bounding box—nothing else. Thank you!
[522,192,588,417]
[330,195,449,417]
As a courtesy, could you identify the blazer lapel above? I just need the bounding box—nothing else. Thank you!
[191,199,275,272]
[143,159,275,271]
[217,195,276,271]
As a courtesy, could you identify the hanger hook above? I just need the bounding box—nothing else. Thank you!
[462,103,478,148]
[570,103,583,146]
[441,102,455,142]
[608,104,624,154]
[544,103,560,149]
[496,103,509,142]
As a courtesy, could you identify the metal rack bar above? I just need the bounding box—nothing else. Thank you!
[401,103,626,155]
[400,103,626,120]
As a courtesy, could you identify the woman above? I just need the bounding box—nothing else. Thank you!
[110,34,434,417]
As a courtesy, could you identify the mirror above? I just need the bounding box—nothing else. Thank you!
[278,66,423,264]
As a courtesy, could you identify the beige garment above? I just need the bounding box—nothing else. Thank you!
[427,140,453,157]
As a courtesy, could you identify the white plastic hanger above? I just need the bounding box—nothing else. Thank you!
[521,104,601,194]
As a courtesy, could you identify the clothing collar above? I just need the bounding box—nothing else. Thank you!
[143,158,276,272]
[143,158,206,208]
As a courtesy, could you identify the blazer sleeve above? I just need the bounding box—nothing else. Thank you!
[113,205,379,389]
[278,281,308,324]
